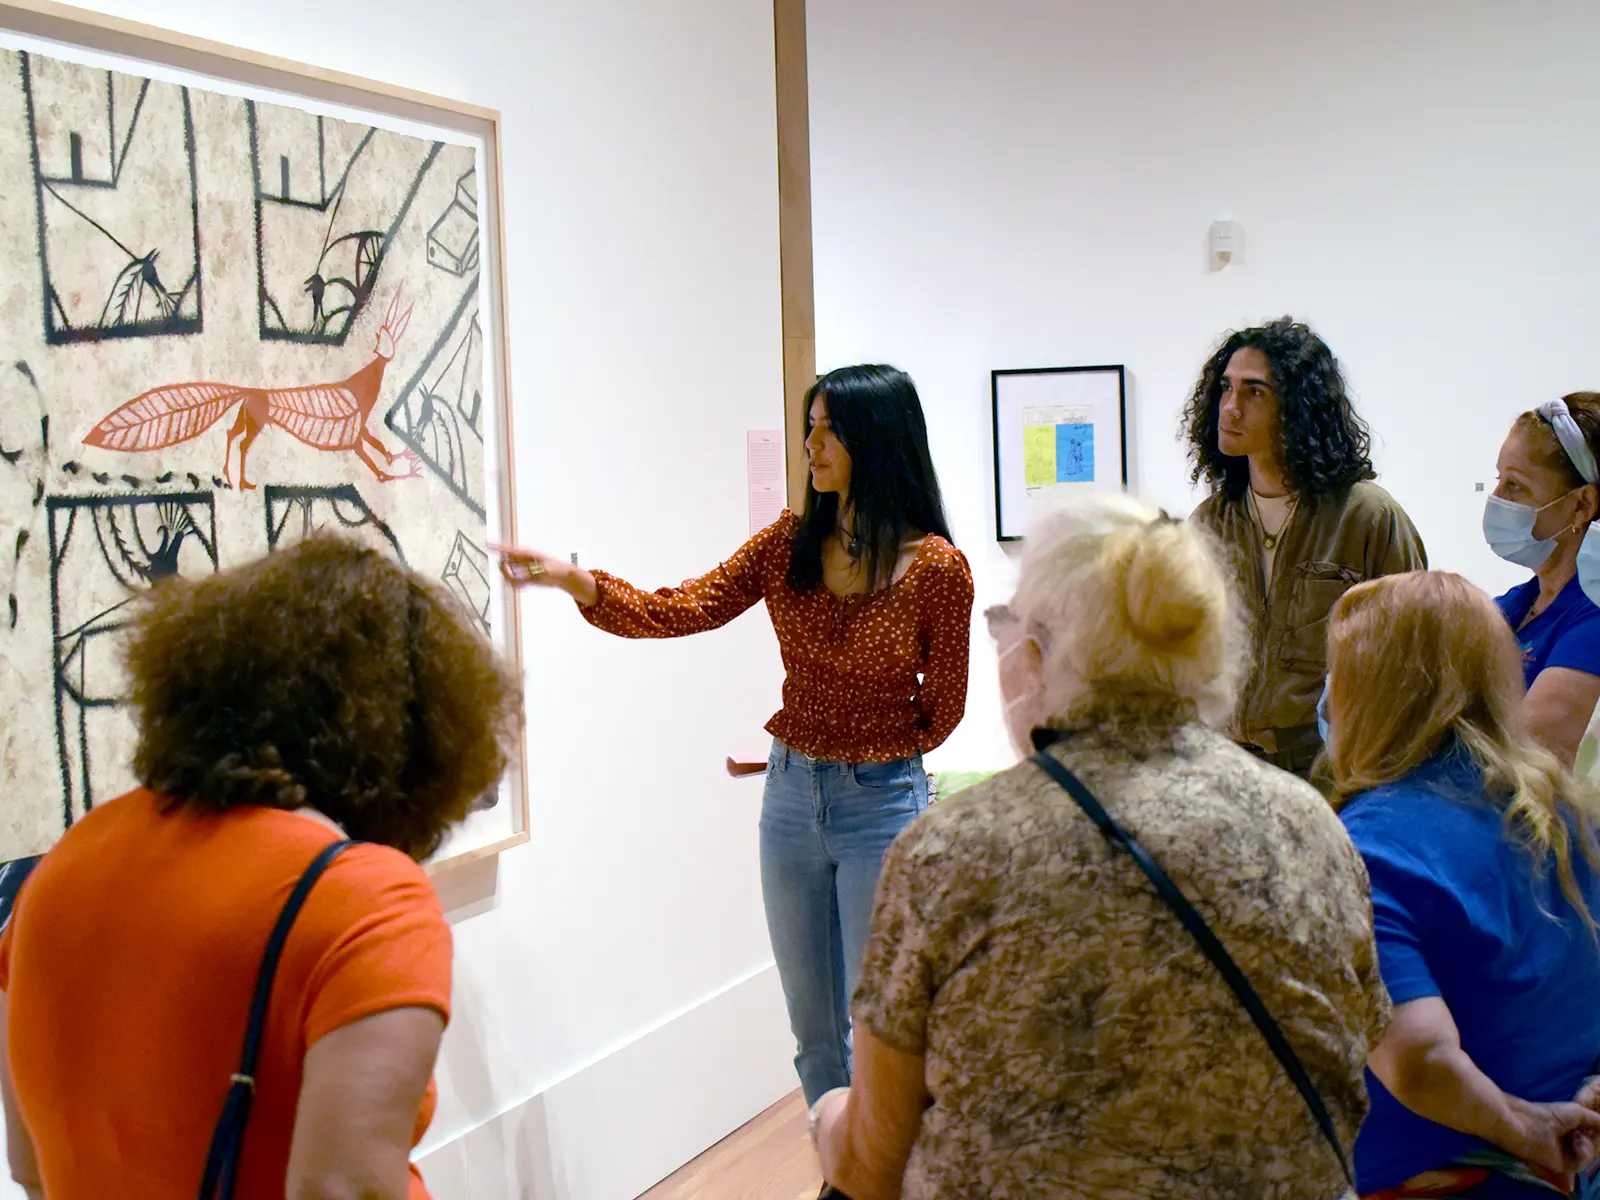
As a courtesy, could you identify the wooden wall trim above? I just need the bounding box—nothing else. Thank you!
[774,0,815,508]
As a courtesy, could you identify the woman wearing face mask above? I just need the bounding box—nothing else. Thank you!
[494,365,974,1148]
[1485,395,1600,766]
[811,493,1386,1200]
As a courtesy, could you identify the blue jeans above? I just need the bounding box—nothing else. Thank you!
[759,740,929,1105]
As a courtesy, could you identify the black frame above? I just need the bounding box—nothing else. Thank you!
[991,364,1127,541]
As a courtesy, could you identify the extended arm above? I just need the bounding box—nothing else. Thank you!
[497,517,790,638]
[1371,996,1600,1174]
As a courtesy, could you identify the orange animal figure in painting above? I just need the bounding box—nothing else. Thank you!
[84,287,423,491]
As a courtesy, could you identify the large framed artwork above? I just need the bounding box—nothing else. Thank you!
[0,1,527,872]
[991,365,1127,541]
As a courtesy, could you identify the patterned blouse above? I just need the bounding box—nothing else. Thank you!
[581,510,974,763]
[854,720,1389,1199]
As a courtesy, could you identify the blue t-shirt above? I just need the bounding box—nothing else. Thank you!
[1341,751,1600,1194]
[1496,575,1600,688]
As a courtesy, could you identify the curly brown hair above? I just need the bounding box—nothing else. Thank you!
[1181,317,1376,502]
[124,533,523,860]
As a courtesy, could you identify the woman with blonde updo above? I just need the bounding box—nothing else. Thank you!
[810,493,1389,1200]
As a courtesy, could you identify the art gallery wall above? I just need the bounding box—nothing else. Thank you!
[807,0,1600,772]
[3,1,792,1198]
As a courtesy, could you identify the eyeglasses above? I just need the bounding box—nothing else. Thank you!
[984,604,1019,640]
[987,603,1053,656]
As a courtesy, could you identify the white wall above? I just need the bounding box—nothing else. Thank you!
[21,2,794,1197]
[808,0,1600,771]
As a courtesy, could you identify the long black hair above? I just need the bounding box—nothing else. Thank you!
[787,364,954,594]
[1181,317,1375,503]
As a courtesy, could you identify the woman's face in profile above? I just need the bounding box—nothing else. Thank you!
[1495,428,1583,542]
[806,395,852,497]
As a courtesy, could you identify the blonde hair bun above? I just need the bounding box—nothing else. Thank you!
[1102,521,1221,648]
[1011,493,1244,731]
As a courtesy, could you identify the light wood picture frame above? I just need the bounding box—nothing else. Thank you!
[0,0,528,873]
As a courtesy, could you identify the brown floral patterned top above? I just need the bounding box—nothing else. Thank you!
[854,720,1389,1199]
[581,511,974,763]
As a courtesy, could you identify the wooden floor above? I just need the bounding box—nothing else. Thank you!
[639,1090,821,1200]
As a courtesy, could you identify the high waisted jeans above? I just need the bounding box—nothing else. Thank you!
[759,740,929,1105]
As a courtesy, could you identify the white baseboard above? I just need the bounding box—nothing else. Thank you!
[415,965,798,1200]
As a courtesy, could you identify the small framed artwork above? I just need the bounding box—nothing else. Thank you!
[991,365,1127,541]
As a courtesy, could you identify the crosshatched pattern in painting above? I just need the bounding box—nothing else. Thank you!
[386,274,486,518]
[47,492,218,824]
[264,483,405,562]
[21,53,202,345]
[0,42,489,863]
[248,100,441,346]
[440,529,490,633]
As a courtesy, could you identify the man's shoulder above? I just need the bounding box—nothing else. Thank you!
[1336,479,1408,520]
[1313,480,1421,543]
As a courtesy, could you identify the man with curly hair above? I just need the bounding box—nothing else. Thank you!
[1183,317,1426,778]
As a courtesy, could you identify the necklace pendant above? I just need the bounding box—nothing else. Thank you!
[1262,532,1278,550]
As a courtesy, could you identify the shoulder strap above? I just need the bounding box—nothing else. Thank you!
[1031,752,1355,1189]
[199,838,355,1199]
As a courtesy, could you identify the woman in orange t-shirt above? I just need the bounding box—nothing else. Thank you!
[0,534,521,1199]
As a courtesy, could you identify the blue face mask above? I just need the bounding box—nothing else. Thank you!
[1483,494,1560,569]
[1578,525,1600,607]
[1316,680,1331,745]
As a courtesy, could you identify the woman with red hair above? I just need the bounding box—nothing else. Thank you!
[1326,571,1600,1198]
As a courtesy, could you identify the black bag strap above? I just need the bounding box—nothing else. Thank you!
[199,838,355,1199]
[1031,751,1355,1189]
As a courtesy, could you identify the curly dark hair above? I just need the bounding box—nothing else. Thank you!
[124,533,523,860]
[1181,317,1376,502]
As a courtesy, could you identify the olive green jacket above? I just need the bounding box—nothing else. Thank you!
[1191,480,1427,768]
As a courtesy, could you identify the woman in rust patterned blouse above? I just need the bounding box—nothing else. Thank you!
[813,491,1387,1200]
[496,365,974,1113]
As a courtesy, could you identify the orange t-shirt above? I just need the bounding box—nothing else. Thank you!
[0,789,452,1198]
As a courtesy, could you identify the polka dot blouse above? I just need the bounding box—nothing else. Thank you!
[582,510,975,764]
